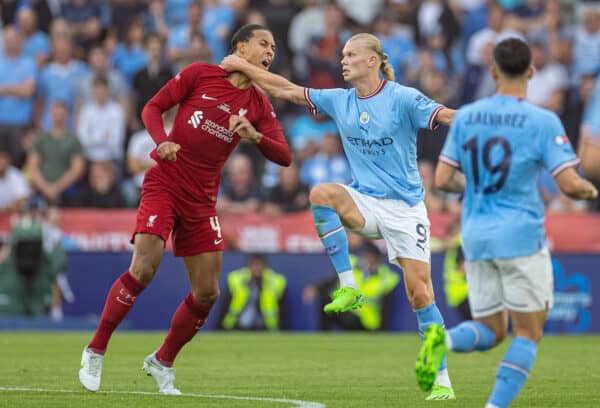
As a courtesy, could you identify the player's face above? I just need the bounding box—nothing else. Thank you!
[341,39,375,82]
[239,29,276,71]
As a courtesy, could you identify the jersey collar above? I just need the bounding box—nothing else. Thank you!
[357,80,387,99]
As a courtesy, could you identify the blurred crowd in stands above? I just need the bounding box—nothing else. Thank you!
[1,0,600,218]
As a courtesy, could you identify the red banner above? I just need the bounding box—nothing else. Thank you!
[0,209,598,253]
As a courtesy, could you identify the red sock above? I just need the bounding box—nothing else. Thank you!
[88,271,146,354]
[156,293,211,366]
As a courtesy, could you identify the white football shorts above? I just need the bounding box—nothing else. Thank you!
[465,247,554,318]
[340,184,431,266]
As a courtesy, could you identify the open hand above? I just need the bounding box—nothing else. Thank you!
[220,54,248,72]
[229,115,262,143]
[157,141,181,161]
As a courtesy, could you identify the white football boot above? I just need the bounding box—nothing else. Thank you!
[143,352,182,395]
[79,348,104,391]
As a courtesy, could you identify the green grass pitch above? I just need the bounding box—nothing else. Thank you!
[1,332,599,407]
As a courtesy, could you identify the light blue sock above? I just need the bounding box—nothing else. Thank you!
[488,337,537,408]
[311,205,352,274]
[415,302,447,371]
[447,321,496,352]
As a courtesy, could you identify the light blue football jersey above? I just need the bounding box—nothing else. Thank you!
[306,81,443,206]
[441,94,580,261]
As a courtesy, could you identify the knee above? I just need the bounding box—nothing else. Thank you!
[492,327,508,346]
[309,185,334,207]
[192,288,220,307]
[129,255,157,285]
[408,286,434,310]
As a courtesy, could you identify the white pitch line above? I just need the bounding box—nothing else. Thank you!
[0,386,326,408]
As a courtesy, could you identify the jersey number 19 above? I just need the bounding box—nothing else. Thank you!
[463,136,512,194]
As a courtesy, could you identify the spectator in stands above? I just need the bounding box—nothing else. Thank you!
[60,0,103,52]
[288,0,325,80]
[217,153,262,215]
[108,0,147,41]
[168,1,209,68]
[164,0,192,29]
[73,160,125,208]
[27,101,85,206]
[172,31,213,73]
[573,8,600,83]
[306,4,348,89]
[300,133,352,189]
[466,2,522,67]
[111,20,148,84]
[76,75,126,164]
[219,253,288,331]
[132,34,173,124]
[36,35,88,131]
[16,7,50,66]
[527,41,568,113]
[77,46,129,114]
[0,25,37,166]
[202,0,235,63]
[0,147,30,214]
[263,162,310,217]
[373,12,416,85]
[143,0,170,40]
[303,241,399,331]
[288,113,338,161]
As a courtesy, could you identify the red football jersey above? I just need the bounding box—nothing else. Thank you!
[141,62,291,205]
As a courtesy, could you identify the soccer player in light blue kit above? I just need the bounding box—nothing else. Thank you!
[222,32,457,400]
[417,38,598,407]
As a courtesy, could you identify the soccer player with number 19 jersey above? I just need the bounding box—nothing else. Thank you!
[418,38,597,408]
[78,25,291,395]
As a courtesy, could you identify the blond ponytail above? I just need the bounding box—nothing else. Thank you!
[380,53,395,81]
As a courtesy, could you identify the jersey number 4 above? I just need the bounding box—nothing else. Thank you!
[463,136,512,194]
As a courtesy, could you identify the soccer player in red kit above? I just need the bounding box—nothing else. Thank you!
[78,24,291,395]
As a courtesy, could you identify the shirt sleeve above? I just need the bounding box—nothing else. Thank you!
[402,86,444,130]
[304,88,343,118]
[141,63,201,145]
[439,113,462,169]
[540,112,580,176]
[253,95,292,167]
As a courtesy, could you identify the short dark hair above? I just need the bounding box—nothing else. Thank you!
[493,37,531,78]
[230,24,269,53]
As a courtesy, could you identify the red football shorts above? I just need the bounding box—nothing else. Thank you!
[132,170,225,256]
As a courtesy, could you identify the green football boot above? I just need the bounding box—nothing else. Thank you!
[426,384,456,400]
[416,324,447,392]
[323,286,363,313]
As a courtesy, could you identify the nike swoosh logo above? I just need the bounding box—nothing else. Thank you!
[116,297,133,306]
[202,94,217,100]
[214,239,223,245]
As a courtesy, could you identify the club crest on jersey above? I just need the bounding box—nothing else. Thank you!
[360,111,369,124]
[147,215,157,228]
[188,110,203,128]
[217,103,230,113]
[238,108,248,117]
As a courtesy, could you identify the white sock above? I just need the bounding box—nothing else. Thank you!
[434,368,452,389]
[338,270,357,289]
[445,331,453,351]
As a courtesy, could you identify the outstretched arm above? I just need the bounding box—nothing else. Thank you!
[435,108,456,126]
[221,55,308,106]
